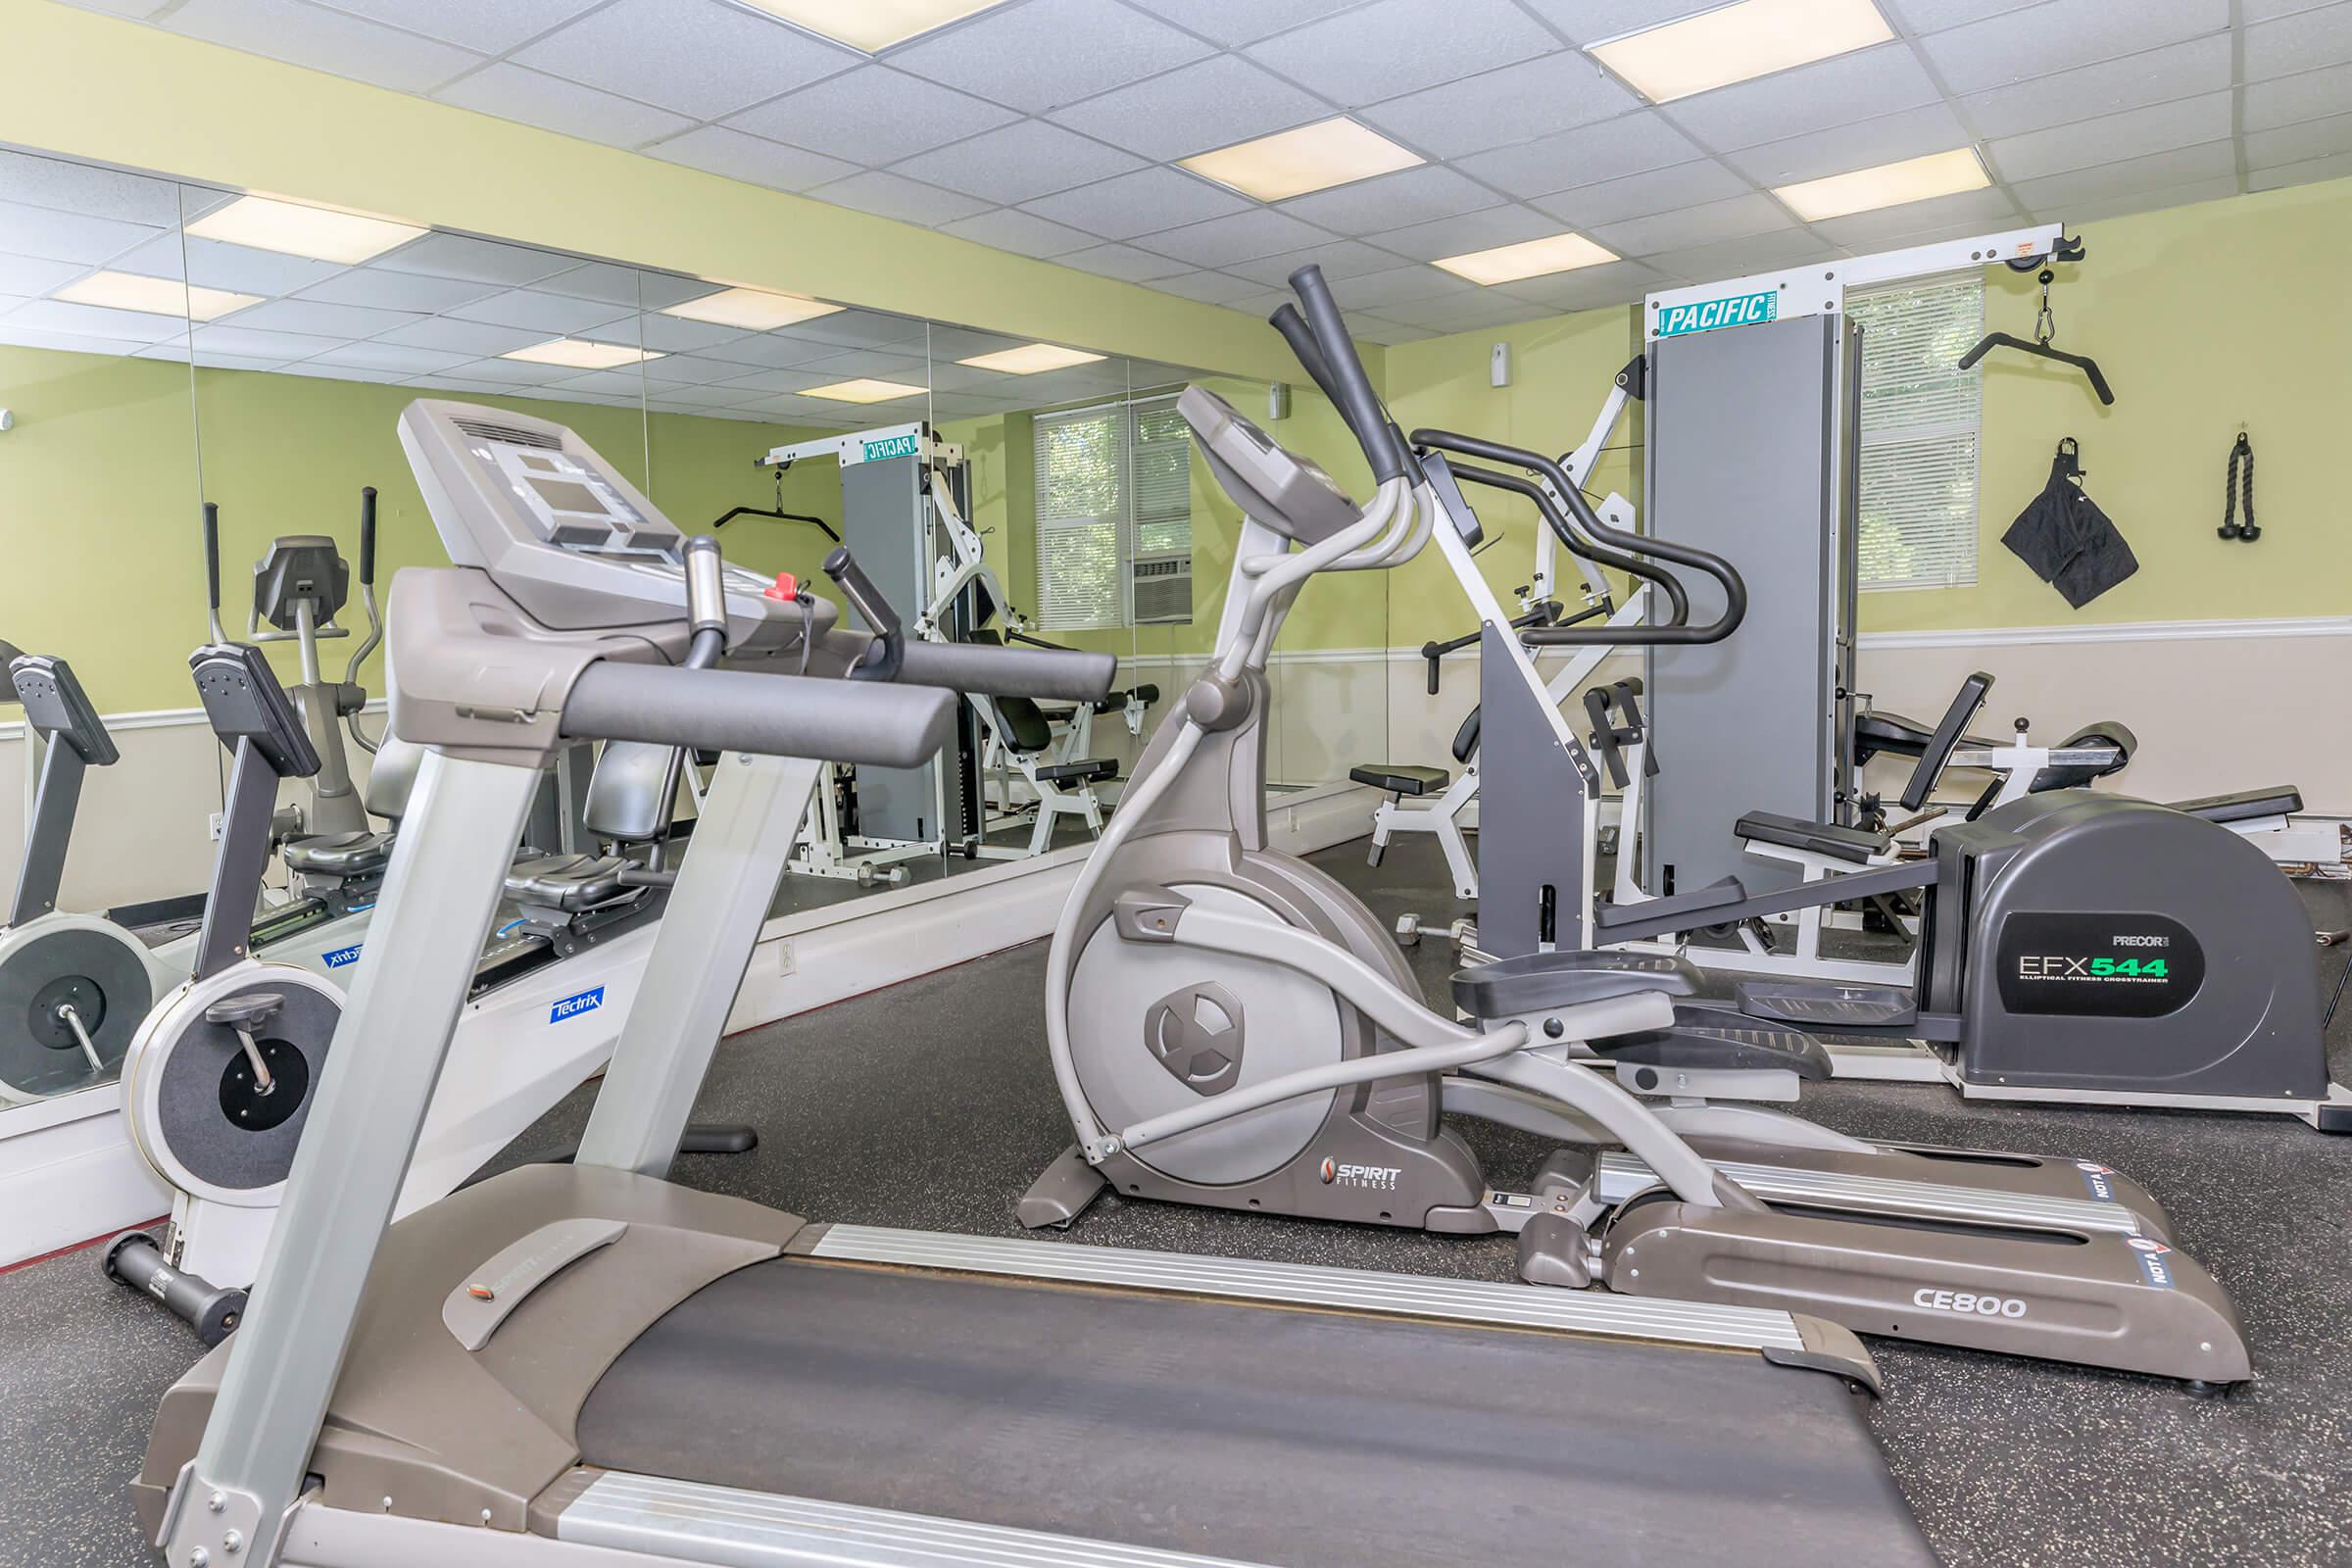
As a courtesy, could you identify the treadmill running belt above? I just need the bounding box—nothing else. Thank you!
[573,1256,1934,1568]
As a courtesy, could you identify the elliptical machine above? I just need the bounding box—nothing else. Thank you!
[1023,266,2249,1383]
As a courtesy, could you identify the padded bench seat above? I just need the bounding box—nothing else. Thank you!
[2169,786,2302,825]
[282,829,394,878]
[1350,763,1450,797]
[1036,758,1118,786]
[1735,810,1892,864]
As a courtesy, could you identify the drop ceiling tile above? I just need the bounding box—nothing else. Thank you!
[1962,34,2231,140]
[644,125,863,194]
[444,358,585,385]
[294,267,501,312]
[1661,44,1940,155]
[162,0,484,94]
[2,298,187,342]
[2242,0,2341,18]
[309,0,605,53]
[1138,209,1336,268]
[893,120,1145,207]
[889,0,1213,115]
[695,332,848,369]
[2051,172,2243,220]
[1531,159,1750,229]
[1730,103,1976,187]
[725,66,1018,166]
[638,353,774,385]
[1373,290,1552,333]
[445,288,629,333]
[148,347,291,372]
[1223,240,1414,285]
[803,171,995,225]
[2244,6,2352,77]
[374,316,552,356]
[2245,111,2352,168]
[304,341,476,374]
[1056,243,1196,282]
[1325,264,1478,308]
[1365,202,1562,261]
[1494,258,1666,312]
[375,233,569,286]
[1277,166,1505,234]
[546,368,657,395]
[2248,148,2352,189]
[922,325,1029,360]
[1454,114,1706,200]
[1513,0,1739,43]
[712,366,832,394]
[0,324,138,355]
[0,254,90,296]
[536,263,711,310]
[928,360,1030,393]
[939,208,1102,258]
[583,315,757,353]
[52,0,175,16]
[2008,139,2238,211]
[778,310,931,350]
[1588,193,1793,258]
[1148,270,1268,304]
[1248,0,1561,104]
[2244,62,2352,131]
[1046,55,1330,163]
[655,383,771,408]
[291,363,415,386]
[1988,91,2233,183]
[0,201,159,266]
[1348,317,1438,344]
[1640,228,1840,285]
[186,323,346,359]
[1118,0,1366,46]
[1806,185,2021,248]
[1877,0,2042,31]
[432,62,693,149]
[1020,167,1250,239]
[1361,52,1640,161]
[0,149,180,226]
[113,234,353,296]
[226,298,422,339]
[512,0,857,120]
[1918,0,2230,95]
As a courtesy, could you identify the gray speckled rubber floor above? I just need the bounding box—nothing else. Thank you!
[6,834,2349,1568]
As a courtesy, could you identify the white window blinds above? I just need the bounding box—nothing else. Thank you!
[1034,393,1192,630]
[1848,273,1983,592]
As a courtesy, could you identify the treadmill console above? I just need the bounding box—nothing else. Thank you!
[398,399,827,655]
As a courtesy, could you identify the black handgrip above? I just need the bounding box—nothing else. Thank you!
[357,487,377,585]
[1896,672,1993,812]
[1416,427,1745,648]
[1446,461,1689,627]
[1287,266,1405,484]
[202,502,221,612]
[1268,304,1347,416]
[821,546,900,639]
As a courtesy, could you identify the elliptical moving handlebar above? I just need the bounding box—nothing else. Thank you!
[1283,267,1410,484]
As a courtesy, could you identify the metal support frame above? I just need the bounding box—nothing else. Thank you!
[1643,224,2069,340]
[6,729,88,924]
[158,751,541,1568]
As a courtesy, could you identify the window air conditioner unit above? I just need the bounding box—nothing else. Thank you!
[1131,554,1192,624]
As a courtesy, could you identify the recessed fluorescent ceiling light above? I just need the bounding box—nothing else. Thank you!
[957,343,1105,375]
[1180,118,1423,203]
[804,377,927,404]
[184,194,425,264]
[662,286,843,330]
[53,270,260,321]
[1435,232,1618,286]
[1589,0,1893,103]
[743,0,1012,51]
[1774,147,1988,220]
[502,339,665,369]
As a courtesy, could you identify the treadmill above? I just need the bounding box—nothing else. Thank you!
[137,399,1936,1568]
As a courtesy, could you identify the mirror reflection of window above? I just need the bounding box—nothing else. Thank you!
[1033,392,1193,633]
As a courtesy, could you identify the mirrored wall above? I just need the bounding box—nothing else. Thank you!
[0,142,1394,1115]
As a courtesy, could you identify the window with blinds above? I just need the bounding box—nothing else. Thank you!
[1034,393,1193,630]
[1848,273,1984,592]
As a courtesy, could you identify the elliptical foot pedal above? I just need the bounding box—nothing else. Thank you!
[1516,1212,1593,1288]
[1736,980,1917,1031]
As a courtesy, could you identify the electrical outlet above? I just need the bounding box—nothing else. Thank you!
[771,938,796,977]
[209,811,224,842]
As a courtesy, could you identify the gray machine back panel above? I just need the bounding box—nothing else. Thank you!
[839,455,947,843]
[574,1255,1936,1567]
[1642,315,1854,895]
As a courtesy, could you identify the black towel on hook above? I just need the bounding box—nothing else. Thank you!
[2001,439,2138,608]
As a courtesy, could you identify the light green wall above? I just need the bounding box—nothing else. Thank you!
[1386,175,2352,642]
[0,343,832,710]
[0,0,1351,389]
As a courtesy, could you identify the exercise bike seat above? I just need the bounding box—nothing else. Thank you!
[2027,721,2136,792]
[1589,876,1747,933]
[1735,811,1892,864]
[1592,1008,1833,1080]
[2169,786,2302,825]
[1451,950,1696,1021]
[282,830,395,878]
[505,853,642,914]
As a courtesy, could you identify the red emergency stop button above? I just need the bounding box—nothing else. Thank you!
[764,571,799,601]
